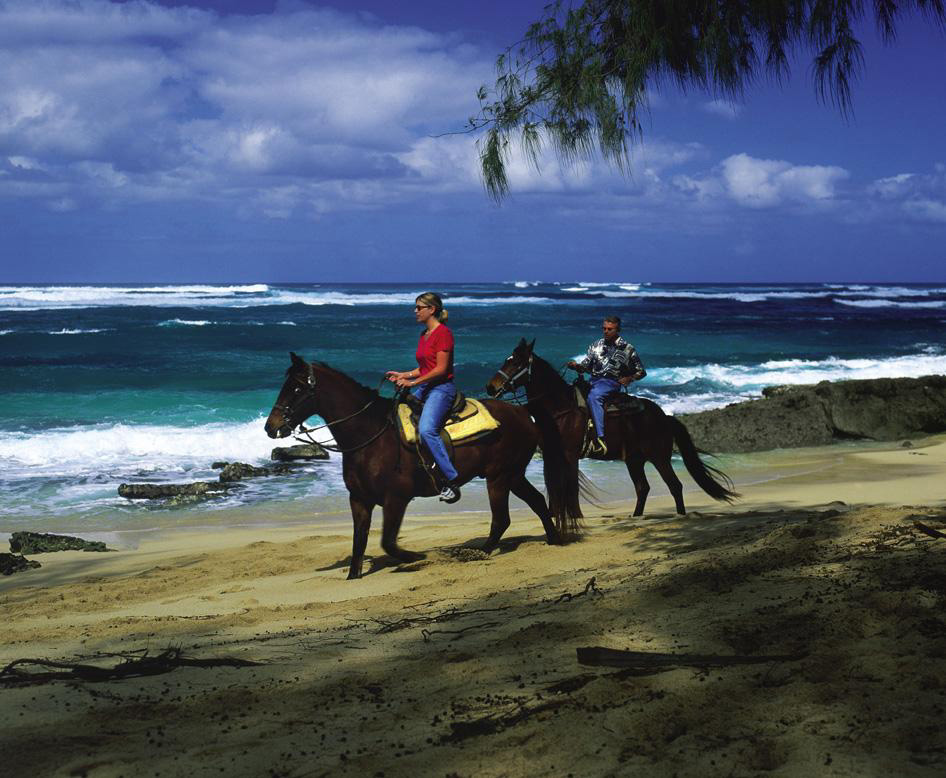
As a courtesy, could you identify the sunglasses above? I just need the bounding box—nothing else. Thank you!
[414,304,433,311]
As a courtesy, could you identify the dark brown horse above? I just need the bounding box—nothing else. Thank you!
[485,339,738,517]
[265,353,580,579]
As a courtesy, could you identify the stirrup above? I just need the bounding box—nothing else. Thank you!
[439,482,461,504]
[587,437,608,459]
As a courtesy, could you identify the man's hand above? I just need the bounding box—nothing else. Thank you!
[618,375,633,387]
[567,360,580,371]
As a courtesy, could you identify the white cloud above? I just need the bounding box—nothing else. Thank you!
[702,99,742,119]
[0,0,488,213]
[719,153,848,208]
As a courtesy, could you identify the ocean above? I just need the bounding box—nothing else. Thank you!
[2,281,945,535]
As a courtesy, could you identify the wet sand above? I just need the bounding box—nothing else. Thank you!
[2,437,945,777]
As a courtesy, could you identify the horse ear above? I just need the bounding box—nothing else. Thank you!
[528,338,536,352]
[518,337,527,348]
[290,351,305,367]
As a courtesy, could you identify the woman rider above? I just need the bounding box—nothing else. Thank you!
[386,292,461,503]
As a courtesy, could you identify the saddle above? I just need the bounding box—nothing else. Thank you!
[573,377,646,459]
[573,377,647,417]
[395,392,500,447]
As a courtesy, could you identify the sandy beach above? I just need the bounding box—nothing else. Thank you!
[2,437,945,777]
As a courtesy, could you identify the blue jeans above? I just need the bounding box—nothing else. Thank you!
[588,377,621,438]
[412,381,459,483]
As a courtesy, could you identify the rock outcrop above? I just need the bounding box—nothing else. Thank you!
[217,462,293,482]
[10,532,109,554]
[1,553,41,575]
[271,444,329,461]
[118,482,231,500]
[677,375,946,453]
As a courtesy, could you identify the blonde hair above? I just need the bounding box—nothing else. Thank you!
[416,292,448,323]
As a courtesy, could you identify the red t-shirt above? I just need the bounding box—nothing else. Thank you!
[416,324,454,383]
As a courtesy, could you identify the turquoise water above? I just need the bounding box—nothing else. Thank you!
[1,281,944,531]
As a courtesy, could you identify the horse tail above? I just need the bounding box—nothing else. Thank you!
[669,416,740,503]
[532,407,585,539]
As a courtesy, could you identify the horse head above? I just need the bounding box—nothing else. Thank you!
[265,352,319,439]
[485,338,535,397]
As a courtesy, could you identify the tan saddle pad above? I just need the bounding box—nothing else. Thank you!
[397,397,500,446]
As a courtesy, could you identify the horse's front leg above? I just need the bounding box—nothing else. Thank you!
[510,476,561,545]
[381,494,425,564]
[482,478,512,553]
[348,494,374,579]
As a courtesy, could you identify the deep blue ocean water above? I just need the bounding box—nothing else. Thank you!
[2,281,945,531]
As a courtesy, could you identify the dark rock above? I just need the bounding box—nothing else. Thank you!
[118,482,231,500]
[271,444,329,461]
[218,462,292,482]
[211,461,229,469]
[901,440,913,448]
[679,375,946,453]
[10,532,108,554]
[1,553,41,575]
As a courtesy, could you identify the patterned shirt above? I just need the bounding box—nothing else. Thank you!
[578,336,646,382]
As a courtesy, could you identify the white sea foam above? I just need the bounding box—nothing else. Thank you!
[158,319,211,326]
[0,418,337,481]
[46,328,110,335]
[0,329,12,335]
[651,352,946,390]
[835,299,946,309]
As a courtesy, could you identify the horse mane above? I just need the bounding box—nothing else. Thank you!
[292,359,392,412]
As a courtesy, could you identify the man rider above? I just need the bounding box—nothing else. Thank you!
[567,315,646,457]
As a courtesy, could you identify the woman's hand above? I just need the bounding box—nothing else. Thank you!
[395,375,415,388]
[386,370,404,383]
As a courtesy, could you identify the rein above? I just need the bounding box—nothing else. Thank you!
[282,368,394,454]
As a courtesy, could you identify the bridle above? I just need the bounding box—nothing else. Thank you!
[277,365,392,454]
[493,351,534,397]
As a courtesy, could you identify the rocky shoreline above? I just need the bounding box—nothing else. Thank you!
[678,374,946,453]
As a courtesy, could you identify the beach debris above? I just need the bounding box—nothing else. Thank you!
[9,531,109,554]
[1,553,41,576]
[576,646,806,671]
[553,576,604,603]
[117,481,231,500]
[271,443,329,461]
[216,461,292,482]
[366,604,511,635]
[448,547,490,562]
[0,647,263,687]
[914,521,946,540]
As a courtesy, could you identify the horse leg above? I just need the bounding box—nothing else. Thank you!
[482,478,512,553]
[347,494,374,580]
[380,494,425,564]
[652,456,686,515]
[625,455,650,517]
[510,476,562,545]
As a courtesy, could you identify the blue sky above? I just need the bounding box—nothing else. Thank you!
[1,0,944,282]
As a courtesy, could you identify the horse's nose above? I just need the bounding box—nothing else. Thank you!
[484,383,497,397]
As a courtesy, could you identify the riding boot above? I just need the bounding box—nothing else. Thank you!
[439,479,461,504]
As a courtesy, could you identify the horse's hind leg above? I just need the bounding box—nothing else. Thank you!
[482,478,512,553]
[625,455,650,517]
[510,476,561,545]
[347,495,374,580]
[653,456,686,515]
[381,494,424,564]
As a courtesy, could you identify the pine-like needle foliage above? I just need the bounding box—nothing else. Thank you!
[473,0,945,201]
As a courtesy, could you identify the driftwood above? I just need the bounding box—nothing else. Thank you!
[576,646,805,671]
[914,521,946,540]
[0,647,262,687]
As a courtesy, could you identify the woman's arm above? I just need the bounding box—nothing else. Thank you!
[395,351,450,388]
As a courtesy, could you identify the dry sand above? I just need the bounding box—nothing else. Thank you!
[2,437,946,777]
